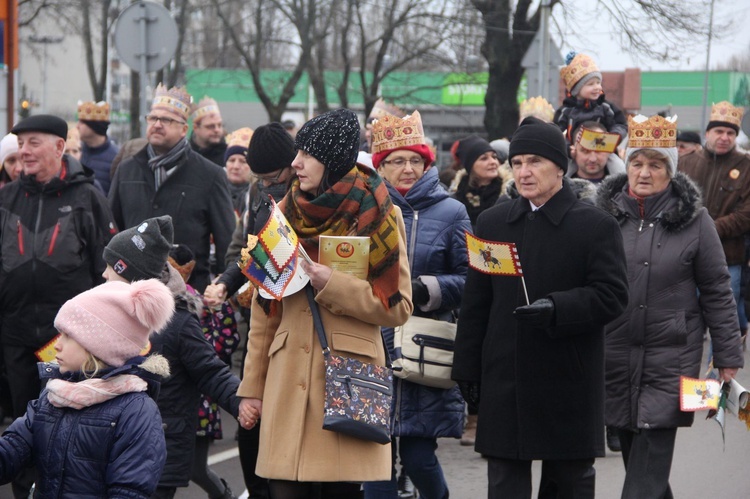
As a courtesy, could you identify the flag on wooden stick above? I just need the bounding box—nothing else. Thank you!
[466,233,523,276]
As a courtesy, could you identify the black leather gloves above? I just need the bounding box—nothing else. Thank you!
[513,298,555,328]
[411,278,429,306]
[458,381,481,412]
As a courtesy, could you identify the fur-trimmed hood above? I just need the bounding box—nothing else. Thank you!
[595,172,702,233]
[160,264,203,318]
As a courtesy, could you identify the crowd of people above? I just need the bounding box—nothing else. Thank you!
[0,48,745,499]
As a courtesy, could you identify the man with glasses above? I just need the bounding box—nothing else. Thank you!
[189,96,227,166]
[205,122,297,499]
[108,84,235,293]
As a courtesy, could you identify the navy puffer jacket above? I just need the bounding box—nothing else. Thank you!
[383,166,469,438]
[0,361,167,498]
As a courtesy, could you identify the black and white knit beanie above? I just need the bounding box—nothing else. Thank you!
[294,109,361,173]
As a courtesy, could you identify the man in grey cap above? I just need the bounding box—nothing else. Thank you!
[0,114,116,497]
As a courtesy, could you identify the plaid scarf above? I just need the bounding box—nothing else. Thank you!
[147,137,190,191]
[280,165,403,309]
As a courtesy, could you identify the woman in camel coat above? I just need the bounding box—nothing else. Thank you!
[237,109,413,499]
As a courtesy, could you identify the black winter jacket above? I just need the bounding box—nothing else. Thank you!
[108,146,235,292]
[151,267,241,487]
[0,156,116,348]
[553,94,628,142]
[453,180,629,460]
[190,136,228,167]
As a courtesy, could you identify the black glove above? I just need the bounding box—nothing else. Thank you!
[411,278,429,306]
[458,381,481,412]
[513,298,555,328]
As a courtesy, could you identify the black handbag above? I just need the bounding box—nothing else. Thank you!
[305,285,393,445]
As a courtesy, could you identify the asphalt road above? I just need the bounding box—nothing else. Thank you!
[2,341,749,498]
[177,342,750,499]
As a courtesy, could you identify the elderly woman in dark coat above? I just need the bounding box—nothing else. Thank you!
[596,114,744,499]
[363,111,469,499]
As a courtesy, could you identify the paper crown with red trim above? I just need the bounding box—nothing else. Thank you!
[370,111,425,155]
[226,127,254,148]
[709,101,743,130]
[368,98,406,122]
[77,101,110,121]
[519,96,555,123]
[627,114,677,149]
[560,53,600,93]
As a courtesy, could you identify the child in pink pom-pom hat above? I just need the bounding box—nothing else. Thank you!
[0,279,174,496]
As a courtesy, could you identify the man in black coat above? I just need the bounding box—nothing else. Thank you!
[452,117,628,498]
[108,84,235,293]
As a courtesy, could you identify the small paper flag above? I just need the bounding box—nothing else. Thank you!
[257,201,299,272]
[238,201,305,300]
[466,233,523,276]
[680,376,720,411]
[578,127,620,153]
[35,334,60,362]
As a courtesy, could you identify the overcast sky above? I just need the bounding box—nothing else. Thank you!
[549,0,750,72]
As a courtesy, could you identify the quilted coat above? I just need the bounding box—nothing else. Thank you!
[237,208,413,482]
[383,166,468,438]
[0,361,166,498]
[452,179,629,460]
[596,173,744,429]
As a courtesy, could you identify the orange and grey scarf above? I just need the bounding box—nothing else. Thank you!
[280,165,403,309]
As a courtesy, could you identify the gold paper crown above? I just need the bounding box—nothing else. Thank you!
[370,111,426,155]
[190,96,221,123]
[66,127,80,143]
[368,98,406,121]
[519,96,555,123]
[709,101,743,128]
[77,100,110,121]
[627,114,677,149]
[226,127,254,149]
[560,53,600,92]
[152,83,192,121]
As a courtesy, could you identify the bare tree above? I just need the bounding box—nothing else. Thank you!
[351,0,454,118]
[210,0,314,122]
[472,0,722,139]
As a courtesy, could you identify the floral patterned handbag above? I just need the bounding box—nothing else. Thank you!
[305,286,393,444]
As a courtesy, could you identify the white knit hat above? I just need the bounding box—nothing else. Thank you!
[0,133,18,167]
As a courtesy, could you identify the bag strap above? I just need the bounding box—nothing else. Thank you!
[304,284,392,367]
[305,285,330,355]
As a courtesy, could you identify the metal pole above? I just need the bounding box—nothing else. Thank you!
[42,42,48,113]
[138,1,149,137]
[700,0,716,132]
[540,0,551,100]
[6,0,15,130]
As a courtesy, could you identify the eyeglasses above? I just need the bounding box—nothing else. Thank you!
[145,115,186,126]
[382,157,425,168]
[252,168,288,186]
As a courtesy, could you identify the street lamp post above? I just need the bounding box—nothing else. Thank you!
[29,35,64,113]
